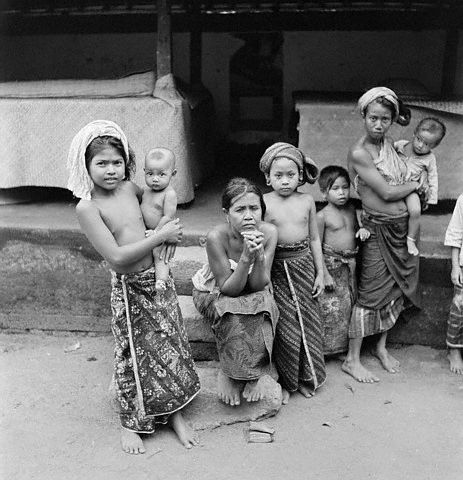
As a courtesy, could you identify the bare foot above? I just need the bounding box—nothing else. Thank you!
[407,237,419,256]
[170,411,199,449]
[342,359,379,383]
[155,279,167,293]
[448,348,463,375]
[282,388,290,405]
[242,374,278,402]
[297,384,313,398]
[120,428,146,455]
[217,370,242,406]
[373,347,400,374]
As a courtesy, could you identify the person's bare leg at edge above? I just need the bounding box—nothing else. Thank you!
[170,411,200,449]
[342,337,379,383]
[372,331,400,373]
[120,428,146,455]
[448,347,463,375]
[217,369,243,406]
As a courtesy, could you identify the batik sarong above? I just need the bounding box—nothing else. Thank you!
[271,239,326,393]
[374,138,409,186]
[447,285,463,348]
[349,207,420,339]
[319,243,358,355]
[192,287,278,380]
[111,265,200,433]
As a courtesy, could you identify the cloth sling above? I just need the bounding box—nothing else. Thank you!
[271,239,326,393]
[349,208,420,339]
[318,243,358,355]
[110,265,200,433]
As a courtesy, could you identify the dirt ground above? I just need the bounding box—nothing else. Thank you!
[1,332,462,480]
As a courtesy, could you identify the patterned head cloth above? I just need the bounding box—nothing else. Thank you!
[357,86,400,121]
[259,142,319,185]
[67,120,130,200]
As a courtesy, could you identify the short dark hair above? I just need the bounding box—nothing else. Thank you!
[85,135,135,180]
[318,165,350,193]
[222,177,266,219]
[415,117,446,145]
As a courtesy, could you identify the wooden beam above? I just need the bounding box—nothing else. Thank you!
[3,8,463,35]
[189,3,202,85]
[156,0,172,77]
[441,28,459,96]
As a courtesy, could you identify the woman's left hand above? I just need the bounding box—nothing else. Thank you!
[312,273,324,298]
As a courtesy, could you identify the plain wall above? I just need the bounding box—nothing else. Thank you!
[1,29,461,137]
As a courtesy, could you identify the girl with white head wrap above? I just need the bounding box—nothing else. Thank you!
[68,120,199,454]
[67,120,134,200]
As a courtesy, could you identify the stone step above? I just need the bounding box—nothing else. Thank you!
[0,295,218,361]
[0,214,456,351]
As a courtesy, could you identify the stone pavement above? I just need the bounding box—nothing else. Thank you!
[1,332,462,480]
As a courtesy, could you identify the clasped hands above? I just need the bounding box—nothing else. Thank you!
[240,230,265,263]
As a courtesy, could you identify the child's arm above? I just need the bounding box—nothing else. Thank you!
[425,155,438,205]
[450,247,463,288]
[76,201,182,268]
[355,208,370,241]
[308,196,324,297]
[316,210,334,290]
[134,183,144,203]
[445,195,463,287]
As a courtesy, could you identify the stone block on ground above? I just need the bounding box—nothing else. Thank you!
[183,365,283,431]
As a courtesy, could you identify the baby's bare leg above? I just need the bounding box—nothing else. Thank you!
[120,428,146,455]
[170,411,200,449]
[154,245,169,291]
[448,348,463,374]
[405,193,421,256]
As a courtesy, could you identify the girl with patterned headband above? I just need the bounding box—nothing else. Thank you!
[259,142,326,403]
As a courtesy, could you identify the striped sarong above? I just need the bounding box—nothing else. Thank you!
[319,243,358,355]
[111,265,200,433]
[192,287,278,380]
[349,208,420,339]
[271,239,326,393]
[447,285,463,348]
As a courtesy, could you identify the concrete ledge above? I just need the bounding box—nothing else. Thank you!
[0,206,455,350]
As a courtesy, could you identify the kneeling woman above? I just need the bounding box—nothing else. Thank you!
[192,177,280,406]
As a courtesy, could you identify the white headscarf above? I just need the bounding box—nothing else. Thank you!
[357,86,400,121]
[67,120,130,200]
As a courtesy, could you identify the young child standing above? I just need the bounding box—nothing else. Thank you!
[395,117,446,256]
[67,120,200,455]
[444,193,463,374]
[140,147,178,293]
[259,142,326,401]
[316,166,370,356]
